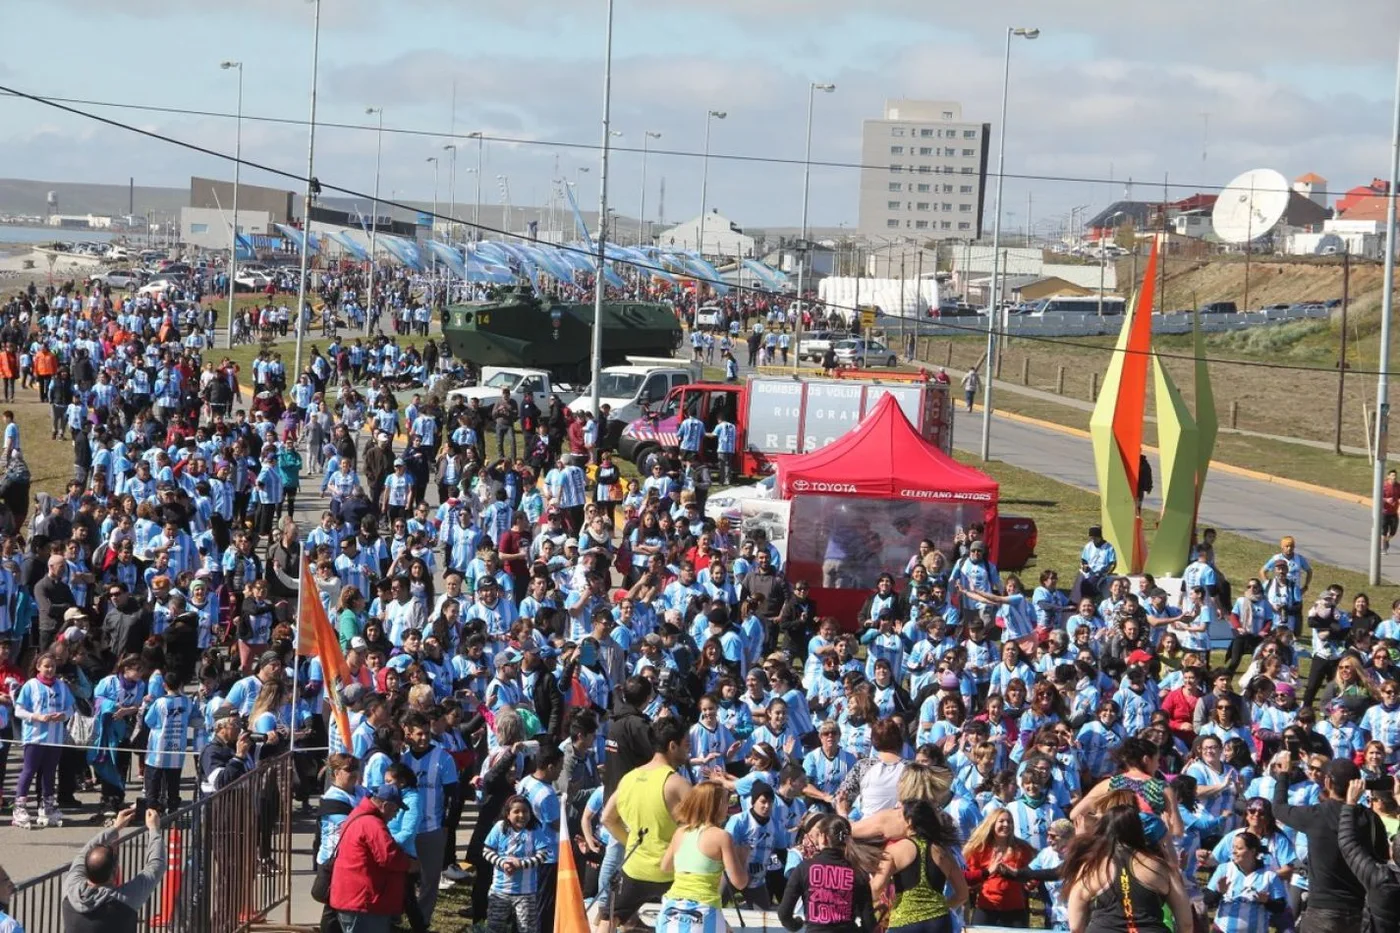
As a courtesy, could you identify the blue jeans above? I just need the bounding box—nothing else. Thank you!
[589,838,625,912]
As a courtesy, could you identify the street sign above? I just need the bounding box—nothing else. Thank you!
[860,308,876,329]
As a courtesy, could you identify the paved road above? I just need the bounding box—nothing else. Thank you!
[950,403,1396,583]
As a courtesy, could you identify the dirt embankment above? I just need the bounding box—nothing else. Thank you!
[1122,253,1392,334]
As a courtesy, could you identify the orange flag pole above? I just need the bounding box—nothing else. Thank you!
[554,808,591,933]
[296,557,353,747]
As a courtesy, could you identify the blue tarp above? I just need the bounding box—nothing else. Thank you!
[274,224,321,255]
[330,231,369,261]
[380,235,425,272]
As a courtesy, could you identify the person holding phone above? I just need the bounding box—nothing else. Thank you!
[60,804,167,929]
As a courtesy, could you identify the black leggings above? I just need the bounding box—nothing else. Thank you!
[1303,658,1339,707]
[1226,633,1262,674]
[972,908,1030,928]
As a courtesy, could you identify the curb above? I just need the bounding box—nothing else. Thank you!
[972,405,1372,507]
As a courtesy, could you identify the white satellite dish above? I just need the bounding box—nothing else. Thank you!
[1212,168,1289,244]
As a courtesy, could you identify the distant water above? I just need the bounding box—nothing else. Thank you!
[0,225,116,247]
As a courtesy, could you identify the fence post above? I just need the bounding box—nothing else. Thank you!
[995,353,1003,379]
[1021,357,1030,386]
[1056,366,1065,395]
[1091,372,1100,400]
[945,341,954,366]
[1230,400,1240,429]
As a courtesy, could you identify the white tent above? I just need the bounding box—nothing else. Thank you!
[817,276,939,323]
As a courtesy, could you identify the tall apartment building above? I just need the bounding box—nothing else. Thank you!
[857,100,990,241]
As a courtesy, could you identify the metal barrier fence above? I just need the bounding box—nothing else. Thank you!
[9,753,294,933]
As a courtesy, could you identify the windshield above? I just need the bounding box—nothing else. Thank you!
[834,339,860,350]
[583,373,646,398]
[483,372,520,388]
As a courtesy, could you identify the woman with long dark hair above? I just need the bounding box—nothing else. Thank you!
[1060,803,1192,933]
[1073,736,1185,840]
[778,813,879,933]
[869,799,968,933]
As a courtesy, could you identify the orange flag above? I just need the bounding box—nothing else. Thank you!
[554,810,591,933]
[296,558,354,748]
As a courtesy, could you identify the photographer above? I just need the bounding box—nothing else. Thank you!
[197,707,255,796]
[603,677,655,800]
[61,805,166,932]
[1270,751,1368,933]
[1339,778,1400,933]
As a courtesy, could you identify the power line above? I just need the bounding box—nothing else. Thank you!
[2,87,1393,202]
[3,81,1396,379]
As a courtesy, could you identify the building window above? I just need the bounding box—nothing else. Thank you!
[888,182,903,192]
[958,222,971,231]
[891,127,905,137]
[963,148,976,157]
[887,200,902,210]
[941,221,953,229]
[890,145,904,155]
[960,185,974,194]
[964,129,977,139]
[889,164,902,173]
[916,202,930,211]
[189,223,208,234]
[917,183,930,193]
[960,204,972,212]
[942,111,953,119]
[920,128,933,137]
[919,147,932,156]
[917,165,931,174]
[942,203,953,212]
[961,167,974,174]
[885,219,899,229]
[915,220,929,229]
[943,185,954,193]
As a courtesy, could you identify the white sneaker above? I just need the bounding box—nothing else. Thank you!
[11,805,31,830]
[34,808,49,829]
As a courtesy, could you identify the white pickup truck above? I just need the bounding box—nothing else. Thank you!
[447,367,563,408]
[567,357,700,426]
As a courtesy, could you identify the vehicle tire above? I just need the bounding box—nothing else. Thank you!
[886,355,897,367]
[630,443,657,469]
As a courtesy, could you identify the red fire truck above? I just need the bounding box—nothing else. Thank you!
[617,369,953,479]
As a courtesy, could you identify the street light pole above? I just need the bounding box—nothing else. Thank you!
[590,0,616,419]
[426,156,439,291]
[468,131,483,240]
[292,0,322,382]
[365,106,383,336]
[220,60,243,350]
[443,144,457,242]
[639,131,661,246]
[795,82,835,373]
[1099,209,1125,318]
[1369,28,1400,584]
[980,25,1039,462]
[698,110,726,256]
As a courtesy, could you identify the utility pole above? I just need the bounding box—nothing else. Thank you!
[1336,248,1351,455]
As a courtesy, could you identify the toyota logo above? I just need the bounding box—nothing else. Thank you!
[792,480,810,491]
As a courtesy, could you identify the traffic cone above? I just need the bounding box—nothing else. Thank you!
[149,827,183,928]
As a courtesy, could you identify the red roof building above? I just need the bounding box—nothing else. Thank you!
[1337,178,1391,217]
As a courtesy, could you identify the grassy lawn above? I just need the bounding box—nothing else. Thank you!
[960,450,1400,607]
[910,331,1384,497]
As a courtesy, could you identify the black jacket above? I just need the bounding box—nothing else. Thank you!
[779,850,876,933]
[603,701,653,800]
[1338,804,1400,933]
[1272,775,1368,914]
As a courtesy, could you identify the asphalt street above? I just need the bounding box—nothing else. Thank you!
[949,403,1393,583]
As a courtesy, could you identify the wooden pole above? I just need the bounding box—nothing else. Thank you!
[1021,356,1030,385]
[1056,365,1065,395]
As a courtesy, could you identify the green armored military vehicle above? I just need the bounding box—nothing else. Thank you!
[443,288,684,384]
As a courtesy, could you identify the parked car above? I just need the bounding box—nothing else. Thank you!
[833,338,898,368]
[89,269,141,289]
[234,270,273,292]
[693,305,724,330]
[1198,301,1238,314]
[137,277,185,297]
[797,330,852,362]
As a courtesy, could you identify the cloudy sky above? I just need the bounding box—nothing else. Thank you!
[1,0,1397,235]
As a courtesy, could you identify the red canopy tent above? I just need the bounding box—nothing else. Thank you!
[775,394,999,625]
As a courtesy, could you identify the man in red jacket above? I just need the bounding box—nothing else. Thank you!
[329,784,414,933]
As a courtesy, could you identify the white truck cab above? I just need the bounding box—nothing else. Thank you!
[448,366,559,407]
[567,356,701,424]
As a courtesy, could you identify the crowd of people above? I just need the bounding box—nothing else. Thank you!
[0,262,1397,933]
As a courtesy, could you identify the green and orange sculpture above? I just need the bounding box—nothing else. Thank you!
[1089,238,1217,575]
